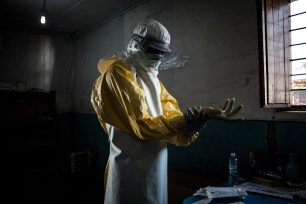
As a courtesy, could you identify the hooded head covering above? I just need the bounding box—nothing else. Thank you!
[127,19,171,54]
[127,19,171,74]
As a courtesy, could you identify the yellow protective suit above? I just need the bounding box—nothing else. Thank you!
[91,54,199,204]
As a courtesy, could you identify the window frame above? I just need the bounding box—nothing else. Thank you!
[257,0,306,110]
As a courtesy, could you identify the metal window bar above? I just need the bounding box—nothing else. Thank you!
[289,3,306,88]
[290,70,306,90]
[289,11,306,17]
[291,73,306,76]
[291,42,306,46]
[289,26,306,32]
[290,57,306,61]
[289,2,306,106]
[289,9,306,45]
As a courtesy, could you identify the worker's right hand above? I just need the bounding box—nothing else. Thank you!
[183,106,208,136]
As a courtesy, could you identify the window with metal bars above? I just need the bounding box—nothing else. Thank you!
[258,0,306,109]
[290,0,306,105]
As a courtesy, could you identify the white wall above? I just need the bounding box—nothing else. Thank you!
[71,17,124,113]
[132,0,272,120]
[76,0,274,119]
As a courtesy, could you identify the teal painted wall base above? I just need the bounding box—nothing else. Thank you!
[168,120,268,179]
[169,120,306,180]
[57,113,306,185]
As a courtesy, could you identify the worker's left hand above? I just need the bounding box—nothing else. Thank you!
[202,98,244,122]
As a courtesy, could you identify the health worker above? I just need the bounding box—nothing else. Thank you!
[91,19,243,204]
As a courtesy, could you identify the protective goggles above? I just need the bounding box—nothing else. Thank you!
[133,34,171,59]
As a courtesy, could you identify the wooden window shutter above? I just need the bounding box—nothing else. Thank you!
[258,0,291,108]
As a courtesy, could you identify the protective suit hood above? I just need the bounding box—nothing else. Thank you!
[127,19,171,54]
[125,20,172,75]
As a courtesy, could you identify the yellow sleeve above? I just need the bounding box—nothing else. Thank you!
[159,82,199,146]
[91,60,198,144]
[91,75,108,133]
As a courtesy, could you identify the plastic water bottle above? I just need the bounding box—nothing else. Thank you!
[228,153,238,186]
[286,153,300,184]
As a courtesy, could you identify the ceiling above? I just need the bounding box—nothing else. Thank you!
[0,0,149,38]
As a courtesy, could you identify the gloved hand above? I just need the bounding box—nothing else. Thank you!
[202,98,244,122]
[183,98,243,136]
[183,106,208,136]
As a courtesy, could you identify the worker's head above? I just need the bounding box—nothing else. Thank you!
[132,19,171,60]
[127,19,171,72]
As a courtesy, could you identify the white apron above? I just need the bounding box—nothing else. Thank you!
[104,66,168,204]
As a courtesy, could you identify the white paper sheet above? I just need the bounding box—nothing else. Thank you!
[237,182,294,199]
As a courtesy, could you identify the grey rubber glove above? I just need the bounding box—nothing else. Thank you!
[183,106,208,136]
[203,98,244,122]
[183,98,243,136]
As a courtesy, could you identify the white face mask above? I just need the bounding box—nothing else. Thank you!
[134,51,161,73]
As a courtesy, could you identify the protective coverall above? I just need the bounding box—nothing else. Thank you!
[91,19,243,204]
[91,51,198,203]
